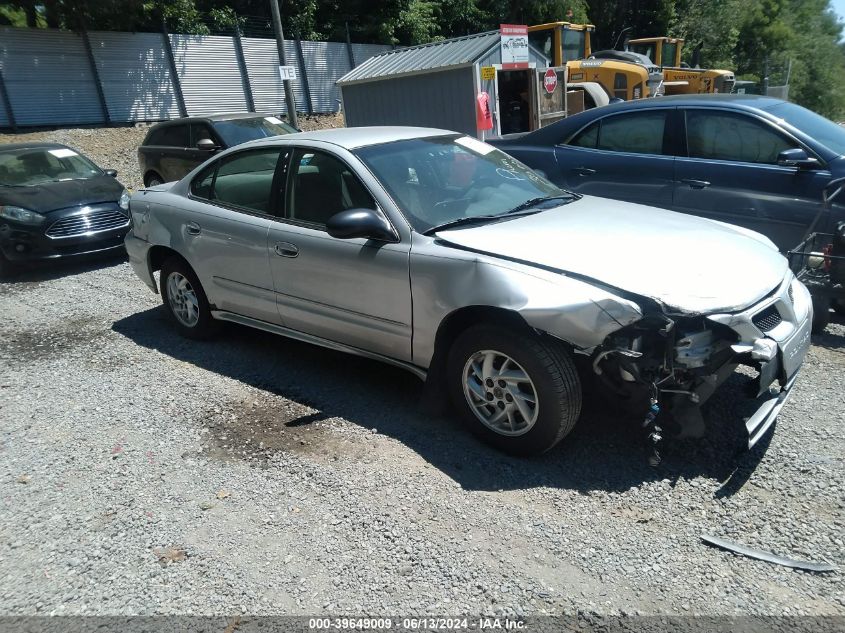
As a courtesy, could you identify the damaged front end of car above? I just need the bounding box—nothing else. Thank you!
[586,273,813,462]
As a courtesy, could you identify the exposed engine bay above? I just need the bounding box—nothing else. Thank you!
[587,273,813,464]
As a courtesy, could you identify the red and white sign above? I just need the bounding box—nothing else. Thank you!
[543,68,558,94]
[500,24,529,69]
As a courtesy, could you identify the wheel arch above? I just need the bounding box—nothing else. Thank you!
[144,170,164,186]
[425,305,536,388]
[147,245,189,293]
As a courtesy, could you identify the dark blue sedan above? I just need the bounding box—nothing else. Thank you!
[490,94,845,251]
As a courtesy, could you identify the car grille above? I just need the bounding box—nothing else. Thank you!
[752,305,783,332]
[46,206,129,239]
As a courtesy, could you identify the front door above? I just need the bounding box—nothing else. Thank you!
[267,147,413,361]
[673,108,832,250]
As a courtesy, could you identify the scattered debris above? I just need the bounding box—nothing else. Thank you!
[216,489,231,500]
[701,535,837,572]
[199,501,215,511]
[153,546,187,566]
[16,474,30,484]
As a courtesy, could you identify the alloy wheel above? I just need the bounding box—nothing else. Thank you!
[166,271,200,328]
[462,349,539,436]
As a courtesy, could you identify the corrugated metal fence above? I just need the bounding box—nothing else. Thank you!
[0,27,391,129]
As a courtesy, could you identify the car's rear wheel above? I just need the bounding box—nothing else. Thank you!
[160,256,219,339]
[811,293,831,333]
[833,299,845,317]
[447,324,582,456]
[145,172,164,187]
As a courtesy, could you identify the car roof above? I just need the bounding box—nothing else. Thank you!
[150,112,282,126]
[239,126,457,150]
[586,93,785,113]
[0,142,73,153]
[511,93,789,144]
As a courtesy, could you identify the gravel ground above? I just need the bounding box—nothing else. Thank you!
[0,259,843,620]
[0,113,345,194]
[0,124,843,623]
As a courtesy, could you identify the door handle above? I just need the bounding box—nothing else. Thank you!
[680,178,711,189]
[274,242,299,258]
[573,167,596,176]
[186,222,201,235]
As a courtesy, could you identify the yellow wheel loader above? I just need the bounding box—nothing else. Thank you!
[528,22,664,106]
[627,37,735,94]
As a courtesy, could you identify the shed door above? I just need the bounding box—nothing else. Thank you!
[532,66,568,128]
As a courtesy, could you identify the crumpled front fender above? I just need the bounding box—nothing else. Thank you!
[411,243,643,367]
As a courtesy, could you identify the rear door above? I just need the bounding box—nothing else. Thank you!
[552,108,675,208]
[179,146,288,324]
[144,123,193,182]
[673,108,831,250]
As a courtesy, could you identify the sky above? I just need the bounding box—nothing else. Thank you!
[833,0,845,24]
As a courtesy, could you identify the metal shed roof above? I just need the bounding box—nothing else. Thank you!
[337,31,501,85]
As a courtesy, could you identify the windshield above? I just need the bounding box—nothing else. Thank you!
[766,102,845,157]
[212,116,297,146]
[0,147,101,186]
[629,43,655,62]
[528,29,554,60]
[661,42,678,66]
[354,135,563,233]
[562,29,586,62]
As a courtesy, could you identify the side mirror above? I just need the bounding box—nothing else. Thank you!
[777,148,819,170]
[104,169,118,177]
[196,138,219,152]
[326,208,396,242]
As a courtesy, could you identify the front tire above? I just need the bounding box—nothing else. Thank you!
[0,252,17,279]
[145,172,164,187]
[447,324,582,456]
[160,256,219,340]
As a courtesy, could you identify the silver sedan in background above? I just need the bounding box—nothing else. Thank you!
[124,127,812,457]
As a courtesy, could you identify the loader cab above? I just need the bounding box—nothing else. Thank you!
[528,22,595,66]
[628,37,683,68]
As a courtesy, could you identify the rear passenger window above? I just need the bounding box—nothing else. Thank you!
[147,125,189,148]
[597,112,667,155]
[287,149,376,227]
[568,122,599,148]
[191,163,216,199]
[190,149,286,214]
[685,110,796,164]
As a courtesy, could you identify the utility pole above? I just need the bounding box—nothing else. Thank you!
[270,0,299,129]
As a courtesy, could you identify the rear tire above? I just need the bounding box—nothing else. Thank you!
[145,172,164,187]
[447,324,582,456]
[811,294,831,334]
[160,256,219,340]
[833,299,845,317]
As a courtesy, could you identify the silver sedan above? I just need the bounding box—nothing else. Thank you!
[125,127,812,457]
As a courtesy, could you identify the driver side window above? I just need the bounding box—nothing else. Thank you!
[684,110,797,164]
[286,149,376,227]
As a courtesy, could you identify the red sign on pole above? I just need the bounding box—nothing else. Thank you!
[543,68,558,94]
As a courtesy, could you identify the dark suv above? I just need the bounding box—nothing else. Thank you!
[138,113,298,186]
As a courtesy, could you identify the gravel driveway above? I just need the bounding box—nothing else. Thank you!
[0,125,843,624]
[0,256,843,621]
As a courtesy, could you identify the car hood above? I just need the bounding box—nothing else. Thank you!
[434,196,788,314]
[0,175,124,214]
